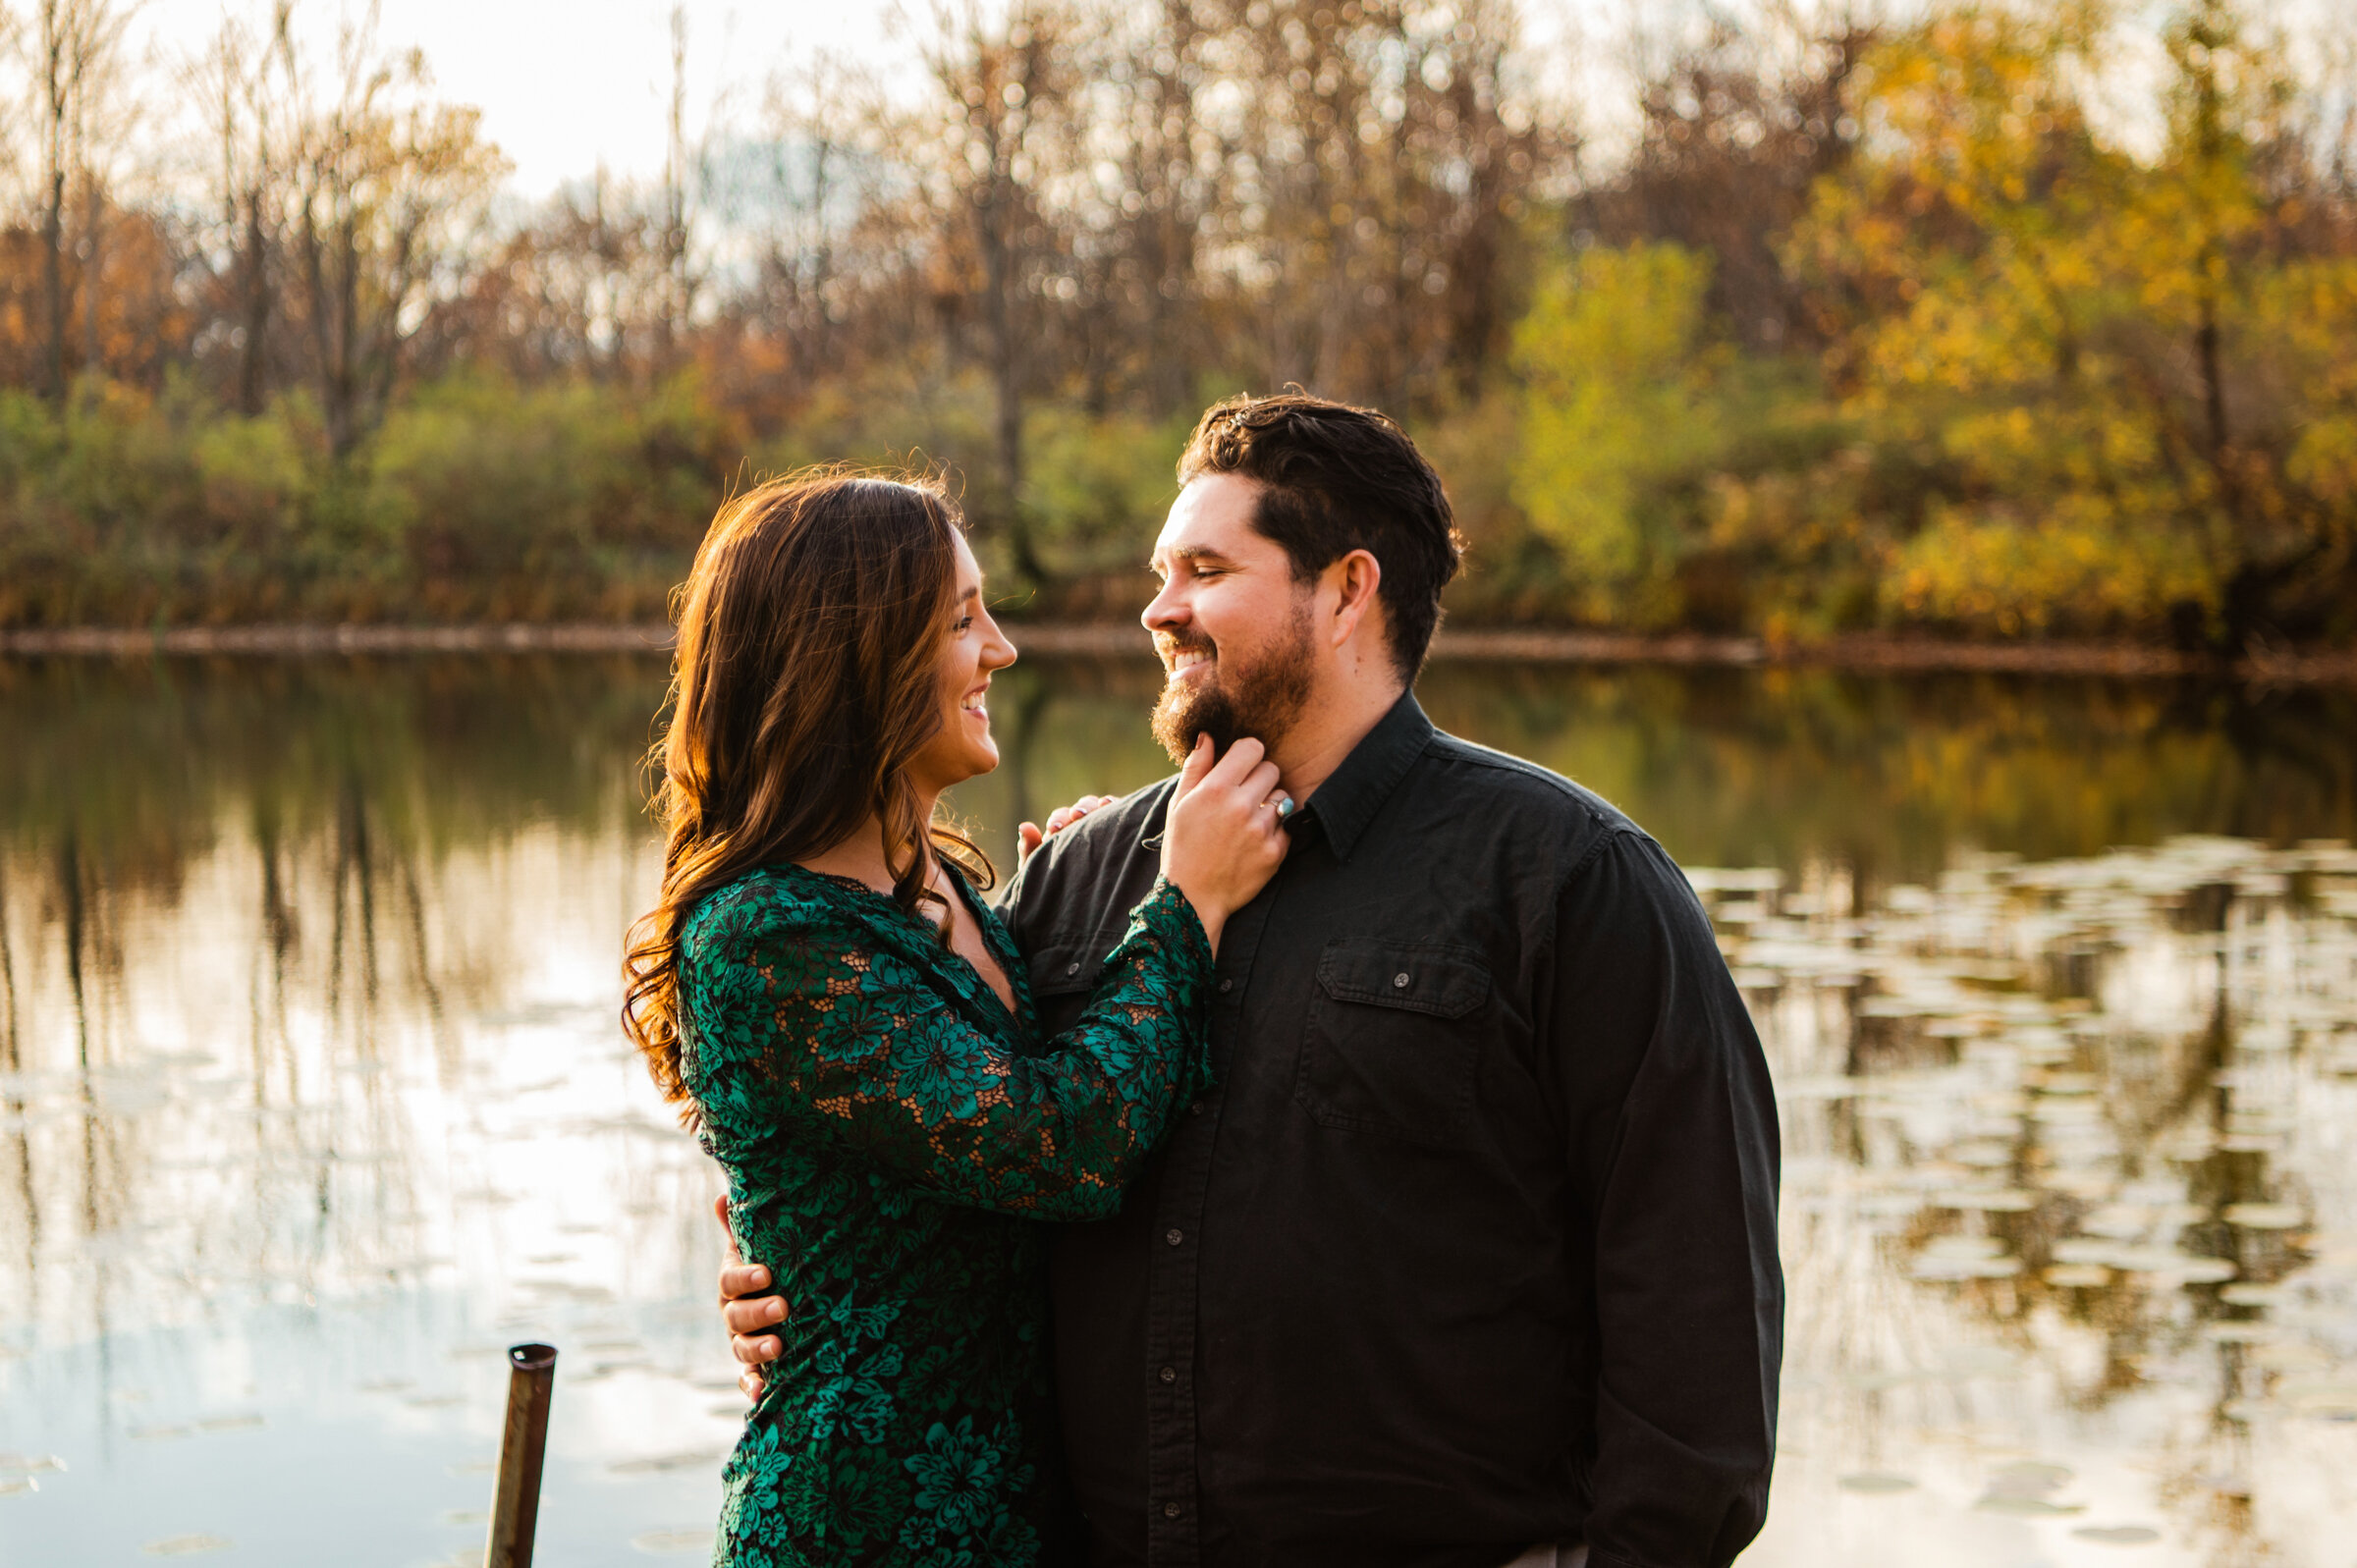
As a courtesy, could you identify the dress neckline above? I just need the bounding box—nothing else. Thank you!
[778,861,1025,1029]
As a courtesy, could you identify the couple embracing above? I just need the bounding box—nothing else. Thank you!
[622,393,1783,1568]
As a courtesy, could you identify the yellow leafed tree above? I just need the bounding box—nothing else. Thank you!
[1787,0,2357,643]
[1509,241,1726,622]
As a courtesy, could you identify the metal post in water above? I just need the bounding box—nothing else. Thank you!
[484,1342,557,1568]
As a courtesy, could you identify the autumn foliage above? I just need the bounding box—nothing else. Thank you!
[0,0,2350,647]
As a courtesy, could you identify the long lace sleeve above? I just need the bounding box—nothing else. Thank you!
[684,875,1215,1220]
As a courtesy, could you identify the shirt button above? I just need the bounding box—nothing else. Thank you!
[1066,961,1081,976]
[1393,972,1410,989]
[1165,1227,1183,1246]
[1159,1366,1178,1383]
[1219,978,1233,994]
[1188,1101,1203,1115]
[1163,1501,1182,1519]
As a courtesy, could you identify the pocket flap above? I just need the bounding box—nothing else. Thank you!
[1028,942,1104,997]
[1316,941,1491,1019]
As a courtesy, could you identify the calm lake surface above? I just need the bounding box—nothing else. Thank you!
[3,653,2356,1567]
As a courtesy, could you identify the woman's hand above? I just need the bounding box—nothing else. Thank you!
[1017,793,1113,862]
[1159,734,1289,953]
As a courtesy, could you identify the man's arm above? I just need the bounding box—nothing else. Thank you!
[1552,832,1782,1568]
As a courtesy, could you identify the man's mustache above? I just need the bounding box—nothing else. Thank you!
[1155,630,1217,664]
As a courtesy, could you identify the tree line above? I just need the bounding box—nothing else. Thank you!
[0,0,2350,648]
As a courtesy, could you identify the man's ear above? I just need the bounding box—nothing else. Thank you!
[1326,549,1383,651]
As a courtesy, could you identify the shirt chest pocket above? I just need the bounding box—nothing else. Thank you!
[1294,940,1493,1152]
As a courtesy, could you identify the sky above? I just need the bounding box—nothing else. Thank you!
[119,0,2352,202]
[129,0,915,195]
[120,1,1617,198]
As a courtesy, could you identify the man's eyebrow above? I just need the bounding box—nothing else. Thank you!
[1147,544,1237,569]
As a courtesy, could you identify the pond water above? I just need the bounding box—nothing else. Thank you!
[2,654,2355,1567]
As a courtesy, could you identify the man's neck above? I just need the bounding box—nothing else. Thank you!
[1269,674,1407,804]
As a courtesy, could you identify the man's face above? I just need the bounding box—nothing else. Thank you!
[1142,472,1318,765]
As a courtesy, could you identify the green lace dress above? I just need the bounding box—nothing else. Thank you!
[678,862,1216,1568]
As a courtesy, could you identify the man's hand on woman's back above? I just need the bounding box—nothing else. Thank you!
[716,1195,785,1400]
[1018,793,1114,861]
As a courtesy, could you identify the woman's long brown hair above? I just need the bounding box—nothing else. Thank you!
[622,469,994,1111]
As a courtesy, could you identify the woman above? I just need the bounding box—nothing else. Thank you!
[622,471,1288,1567]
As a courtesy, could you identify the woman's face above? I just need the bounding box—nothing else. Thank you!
[905,530,1017,799]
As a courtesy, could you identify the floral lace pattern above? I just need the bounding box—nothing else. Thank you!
[679,864,1216,1566]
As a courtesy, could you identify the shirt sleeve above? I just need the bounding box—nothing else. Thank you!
[1551,832,1783,1568]
[685,875,1216,1221]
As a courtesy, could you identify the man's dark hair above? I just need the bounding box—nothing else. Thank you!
[1176,390,1464,679]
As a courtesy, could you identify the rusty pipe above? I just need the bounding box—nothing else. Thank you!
[484,1342,557,1568]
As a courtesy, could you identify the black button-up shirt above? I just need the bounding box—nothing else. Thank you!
[1000,690,1782,1568]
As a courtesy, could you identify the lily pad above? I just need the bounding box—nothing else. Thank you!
[1923,1234,2006,1259]
[1992,1460,2074,1487]
[142,1538,233,1557]
[1911,1254,2023,1281]
[2221,1203,2305,1230]
[2250,1341,2330,1372]
[2171,1259,2238,1284]
[1976,1459,2082,1515]
[2203,1322,2275,1344]
[1935,1189,2038,1213]
[632,1531,716,1554]
[1976,1495,2085,1517]
[1943,1346,2024,1377]
[195,1414,263,1433]
[609,1448,729,1475]
[2283,1381,2357,1416]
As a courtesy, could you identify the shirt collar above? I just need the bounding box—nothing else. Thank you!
[1138,689,1434,862]
[1291,687,1434,862]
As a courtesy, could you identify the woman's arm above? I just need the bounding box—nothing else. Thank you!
[685,875,1215,1221]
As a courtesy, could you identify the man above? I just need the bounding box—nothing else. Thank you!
[722,392,1783,1568]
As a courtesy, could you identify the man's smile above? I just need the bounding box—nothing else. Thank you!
[1159,639,1217,683]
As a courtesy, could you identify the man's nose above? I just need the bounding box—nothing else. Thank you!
[1141,580,1184,630]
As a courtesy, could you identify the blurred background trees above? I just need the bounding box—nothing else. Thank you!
[0,0,2349,645]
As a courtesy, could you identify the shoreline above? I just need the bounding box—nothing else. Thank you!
[3,622,2352,684]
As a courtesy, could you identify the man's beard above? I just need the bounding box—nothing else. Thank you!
[1149,599,1316,766]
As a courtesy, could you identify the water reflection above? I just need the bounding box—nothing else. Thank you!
[1,654,2354,1564]
[1728,838,2357,1566]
